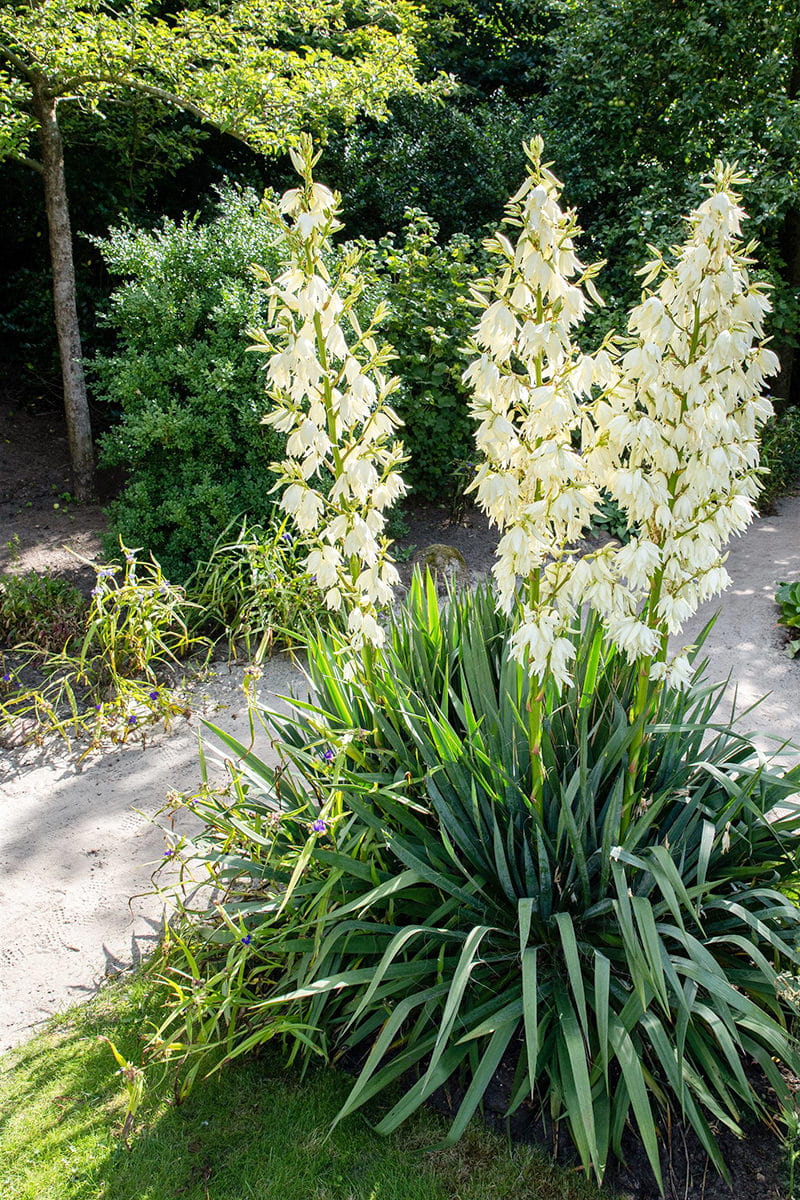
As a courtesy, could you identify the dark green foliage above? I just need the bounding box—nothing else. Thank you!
[418,0,565,98]
[775,579,800,657]
[324,93,535,241]
[158,576,800,1187]
[375,212,482,500]
[536,0,800,391]
[0,571,87,652]
[92,188,289,581]
[0,91,212,394]
[93,189,481,573]
[759,408,800,511]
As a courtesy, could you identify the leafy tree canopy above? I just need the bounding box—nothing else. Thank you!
[417,0,567,98]
[0,0,433,499]
[534,0,800,401]
[0,0,429,164]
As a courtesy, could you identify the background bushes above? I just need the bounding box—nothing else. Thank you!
[93,188,289,581]
[374,212,483,501]
[322,93,534,241]
[92,189,485,577]
[5,0,795,584]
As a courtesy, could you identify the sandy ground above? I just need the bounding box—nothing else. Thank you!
[681,495,800,759]
[0,655,303,1049]
[1,410,799,1048]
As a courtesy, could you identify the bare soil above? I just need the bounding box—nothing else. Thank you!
[0,395,107,588]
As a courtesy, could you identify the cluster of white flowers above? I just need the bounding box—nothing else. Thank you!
[252,138,406,650]
[250,138,776,691]
[462,137,613,687]
[465,150,777,694]
[585,162,777,683]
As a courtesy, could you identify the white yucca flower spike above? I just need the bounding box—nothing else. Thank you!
[250,135,407,650]
[587,160,777,679]
[463,136,611,690]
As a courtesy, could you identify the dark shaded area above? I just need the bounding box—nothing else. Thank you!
[456,1052,791,1200]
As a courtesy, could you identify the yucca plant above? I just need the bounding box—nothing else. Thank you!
[156,573,800,1189]
[152,145,800,1193]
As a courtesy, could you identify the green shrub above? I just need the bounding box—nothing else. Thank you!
[93,190,481,578]
[775,578,800,657]
[0,571,86,652]
[759,407,800,511]
[323,93,536,241]
[155,575,800,1188]
[92,187,290,582]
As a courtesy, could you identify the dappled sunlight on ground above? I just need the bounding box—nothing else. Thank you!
[0,655,303,1049]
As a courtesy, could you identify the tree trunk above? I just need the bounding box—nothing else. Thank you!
[32,77,95,501]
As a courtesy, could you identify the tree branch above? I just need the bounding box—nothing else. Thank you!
[12,150,44,174]
[66,74,210,122]
[0,42,35,81]
[134,80,253,142]
[62,73,257,148]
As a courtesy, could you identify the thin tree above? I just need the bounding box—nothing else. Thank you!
[0,0,428,500]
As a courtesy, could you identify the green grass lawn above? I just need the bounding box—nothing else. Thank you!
[0,975,607,1200]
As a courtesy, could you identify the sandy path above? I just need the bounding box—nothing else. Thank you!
[681,494,800,757]
[0,656,302,1050]
[1,496,799,1050]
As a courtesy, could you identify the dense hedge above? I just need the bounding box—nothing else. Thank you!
[93,188,483,577]
[93,188,290,580]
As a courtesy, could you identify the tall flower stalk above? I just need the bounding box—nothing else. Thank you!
[250,136,406,658]
[462,137,610,806]
[586,163,777,823]
[467,151,777,821]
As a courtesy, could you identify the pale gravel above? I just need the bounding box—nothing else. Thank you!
[0,655,301,1050]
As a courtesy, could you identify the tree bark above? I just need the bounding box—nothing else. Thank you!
[32,76,95,501]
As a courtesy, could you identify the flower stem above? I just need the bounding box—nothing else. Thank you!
[622,567,666,834]
[528,676,545,817]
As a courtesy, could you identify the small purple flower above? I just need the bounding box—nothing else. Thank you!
[240,934,253,945]
[1,672,11,683]
[128,715,137,726]
[311,818,327,834]
[149,690,159,701]
[125,551,135,563]
[321,747,334,763]
[281,532,293,544]
[94,704,102,711]
[91,586,102,598]
[163,849,174,858]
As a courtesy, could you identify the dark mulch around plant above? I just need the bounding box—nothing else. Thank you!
[427,1051,792,1200]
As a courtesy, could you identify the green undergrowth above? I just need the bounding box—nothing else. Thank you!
[0,975,607,1200]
